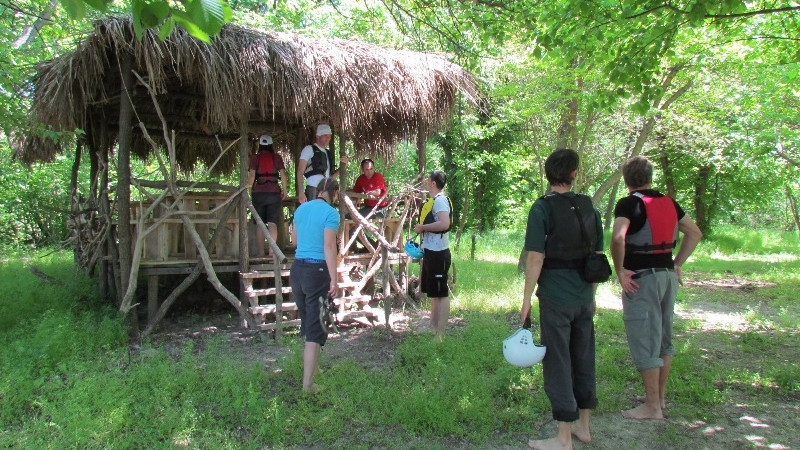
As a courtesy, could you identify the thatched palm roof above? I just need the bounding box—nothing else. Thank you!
[18,17,479,174]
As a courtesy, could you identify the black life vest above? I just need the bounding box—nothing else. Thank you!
[540,193,598,270]
[626,192,678,254]
[303,144,335,179]
[419,193,453,234]
[255,151,278,185]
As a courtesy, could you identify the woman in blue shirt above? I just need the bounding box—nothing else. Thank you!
[290,177,340,393]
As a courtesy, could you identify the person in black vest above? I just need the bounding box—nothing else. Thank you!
[520,149,601,449]
[611,156,702,420]
[247,134,287,257]
[296,124,347,204]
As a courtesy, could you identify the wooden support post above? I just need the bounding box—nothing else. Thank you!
[337,135,348,250]
[382,245,391,329]
[416,130,426,175]
[470,234,476,260]
[238,109,250,313]
[117,56,134,309]
[273,257,283,339]
[147,275,159,323]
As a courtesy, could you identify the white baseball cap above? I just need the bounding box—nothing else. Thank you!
[316,124,332,136]
[259,134,273,145]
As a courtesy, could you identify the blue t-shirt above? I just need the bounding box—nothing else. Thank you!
[293,199,340,260]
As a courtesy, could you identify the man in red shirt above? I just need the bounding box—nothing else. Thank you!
[351,158,388,217]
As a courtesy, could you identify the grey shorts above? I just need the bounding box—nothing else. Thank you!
[622,269,679,370]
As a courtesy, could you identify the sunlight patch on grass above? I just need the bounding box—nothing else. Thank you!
[708,252,798,262]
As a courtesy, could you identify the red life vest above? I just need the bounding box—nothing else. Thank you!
[255,151,278,185]
[626,192,678,254]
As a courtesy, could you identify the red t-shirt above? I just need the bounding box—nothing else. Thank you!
[248,152,285,193]
[352,173,388,207]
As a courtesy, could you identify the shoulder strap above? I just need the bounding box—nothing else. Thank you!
[565,195,593,254]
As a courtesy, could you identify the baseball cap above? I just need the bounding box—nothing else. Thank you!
[316,124,332,136]
[259,134,273,145]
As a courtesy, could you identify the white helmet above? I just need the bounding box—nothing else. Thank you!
[503,328,546,367]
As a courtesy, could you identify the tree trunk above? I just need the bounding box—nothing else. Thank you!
[116,56,139,338]
[12,0,58,49]
[693,165,712,234]
[603,178,620,231]
[786,185,800,239]
[656,132,677,198]
[555,60,582,149]
[592,67,693,205]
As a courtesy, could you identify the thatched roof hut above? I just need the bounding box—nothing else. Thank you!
[19,16,480,173]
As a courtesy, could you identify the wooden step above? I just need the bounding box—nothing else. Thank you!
[336,281,362,288]
[337,309,378,322]
[333,294,372,306]
[245,287,292,297]
[250,303,298,315]
[241,270,291,279]
[256,319,302,331]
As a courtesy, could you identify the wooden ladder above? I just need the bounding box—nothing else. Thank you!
[240,268,297,334]
[334,263,379,325]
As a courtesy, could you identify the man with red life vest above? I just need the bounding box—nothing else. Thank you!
[247,134,287,257]
[611,156,702,420]
[351,158,388,217]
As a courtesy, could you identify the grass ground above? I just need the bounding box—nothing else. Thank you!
[1,225,798,448]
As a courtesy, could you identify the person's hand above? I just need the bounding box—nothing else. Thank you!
[674,264,684,286]
[617,268,640,294]
[328,280,337,296]
[520,299,531,323]
[340,155,348,165]
[414,224,424,234]
[298,192,307,204]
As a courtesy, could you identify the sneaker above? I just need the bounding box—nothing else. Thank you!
[319,295,339,334]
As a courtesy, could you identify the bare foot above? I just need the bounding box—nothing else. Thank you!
[528,437,572,450]
[636,395,667,409]
[622,403,663,420]
[302,384,319,394]
[571,423,591,443]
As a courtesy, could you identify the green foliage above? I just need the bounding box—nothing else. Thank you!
[0,142,78,249]
[2,225,800,446]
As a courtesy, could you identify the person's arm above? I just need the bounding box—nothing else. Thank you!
[247,169,256,194]
[674,215,702,284]
[279,169,288,200]
[296,159,308,203]
[374,174,387,198]
[520,251,544,322]
[291,219,298,248]
[323,228,338,295]
[611,216,638,294]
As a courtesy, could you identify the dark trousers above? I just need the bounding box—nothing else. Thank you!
[539,299,598,422]
[289,260,330,345]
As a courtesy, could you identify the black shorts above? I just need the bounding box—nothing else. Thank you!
[252,192,281,225]
[289,259,330,345]
[420,248,451,298]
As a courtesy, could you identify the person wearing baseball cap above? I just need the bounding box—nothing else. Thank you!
[296,123,347,204]
[247,134,287,256]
